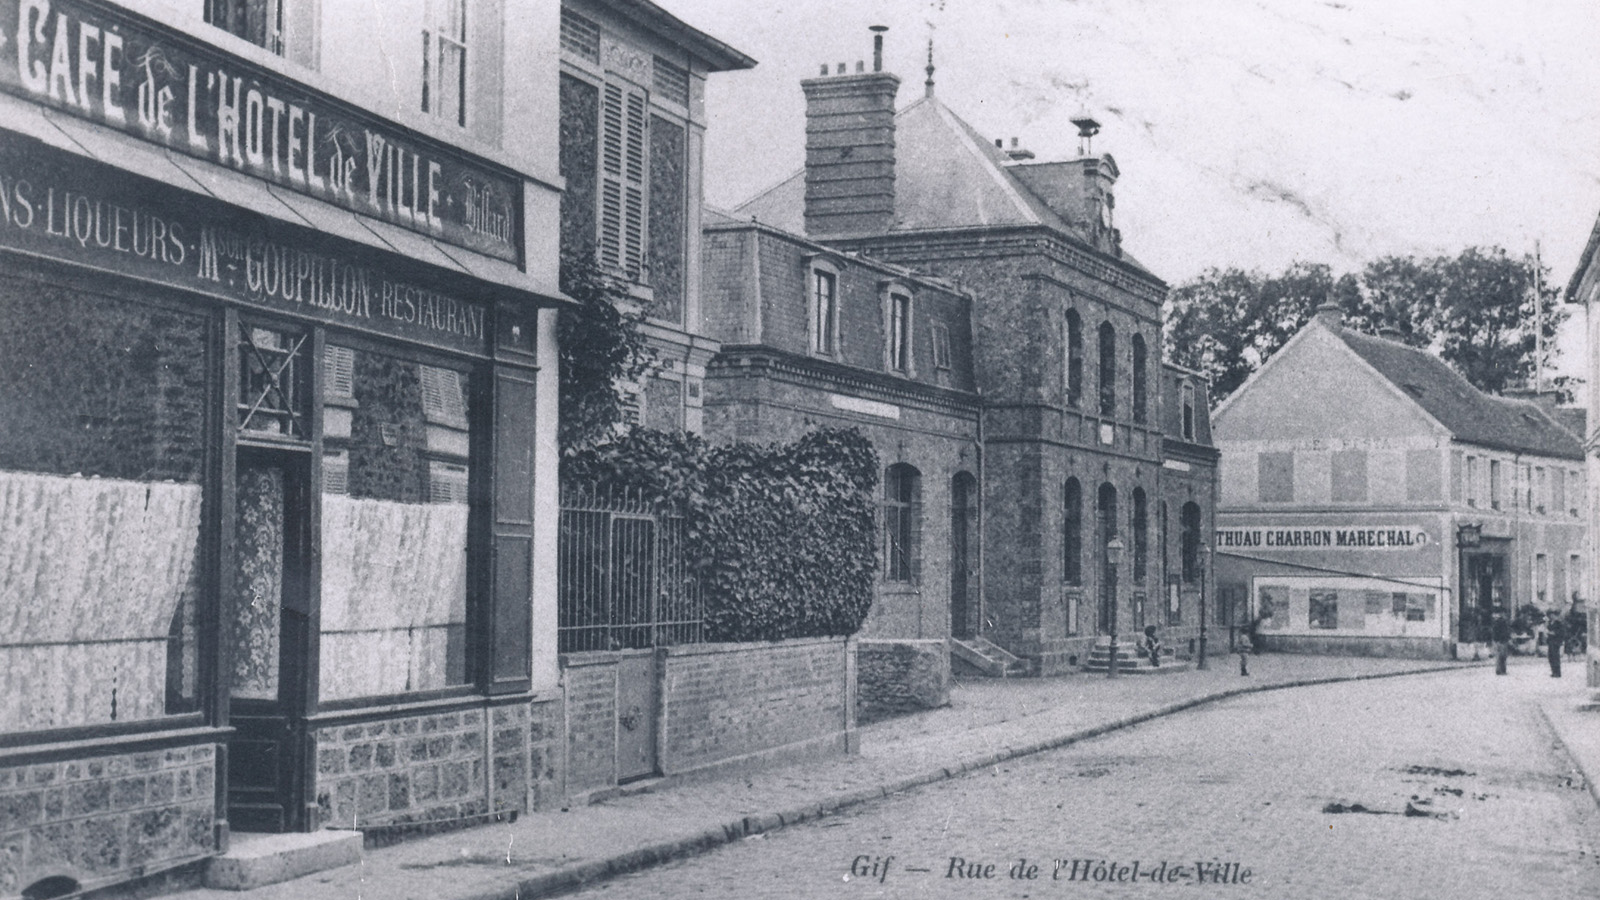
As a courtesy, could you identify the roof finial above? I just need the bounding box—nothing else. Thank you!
[925,39,936,98]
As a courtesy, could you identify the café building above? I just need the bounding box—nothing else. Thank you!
[0,1,566,895]
[1212,304,1586,659]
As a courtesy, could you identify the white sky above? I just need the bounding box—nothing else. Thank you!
[674,0,1600,386]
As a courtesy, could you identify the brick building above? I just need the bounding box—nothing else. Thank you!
[1565,210,1600,687]
[1213,303,1586,659]
[557,0,755,434]
[0,0,568,895]
[726,33,1220,674]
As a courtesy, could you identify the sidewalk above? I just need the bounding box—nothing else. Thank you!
[170,653,1489,900]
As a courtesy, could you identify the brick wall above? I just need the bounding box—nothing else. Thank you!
[311,700,533,833]
[856,639,950,723]
[661,638,853,775]
[561,638,855,795]
[0,742,216,897]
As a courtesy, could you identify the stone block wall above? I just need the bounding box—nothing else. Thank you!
[0,742,216,898]
[311,701,532,833]
[856,639,950,723]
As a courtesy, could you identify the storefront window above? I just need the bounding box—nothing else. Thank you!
[0,278,205,731]
[319,346,472,700]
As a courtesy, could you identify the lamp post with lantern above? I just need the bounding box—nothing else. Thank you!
[1106,536,1125,678]
[1198,539,1210,670]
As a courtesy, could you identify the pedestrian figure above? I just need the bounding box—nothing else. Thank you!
[1546,612,1563,678]
[1139,625,1162,667]
[1238,644,1249,676]
[1491,611,1511,676]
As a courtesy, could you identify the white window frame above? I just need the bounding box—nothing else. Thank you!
[806,257,841,357]
[422,0,470,128]
[882,284,913,375]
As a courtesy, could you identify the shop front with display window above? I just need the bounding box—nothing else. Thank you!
[0,11,564,886]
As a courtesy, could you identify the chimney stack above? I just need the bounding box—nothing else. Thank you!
[1315,301,1344,330]
[802,27,901,237]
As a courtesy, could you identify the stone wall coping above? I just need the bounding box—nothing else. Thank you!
[662,636,851,658]
[560,648,658,669]
[0,725,230,768]
[855,638,950,647]
[306,691,542,729]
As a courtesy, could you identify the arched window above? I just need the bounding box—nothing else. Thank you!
[1181,501,1202,583]
[1065,310,1083,408]
[1097,483,1118,634]
[1098,321,1116,417]
[884,464,922,583]
[1063,478,1083,584]
[1132,487,1148,582]
[1131,334,1147,424]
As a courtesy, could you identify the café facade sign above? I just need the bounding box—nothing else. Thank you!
[1215,524,1433,551]
[0,0,519,261]
[0,134,490,355]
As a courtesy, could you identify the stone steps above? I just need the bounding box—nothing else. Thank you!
[951,637,1030,677]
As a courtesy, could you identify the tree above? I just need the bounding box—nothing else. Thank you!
[1163,262,1358,400]
[558,250,654,452]
[1164,247,1566,405]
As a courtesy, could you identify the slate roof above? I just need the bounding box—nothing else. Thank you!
[1334,327,1584,460]
[734,95,1155,276]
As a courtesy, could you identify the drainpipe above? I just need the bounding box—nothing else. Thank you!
[976,392,986,642]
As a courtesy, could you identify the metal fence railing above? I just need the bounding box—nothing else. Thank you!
[558,486,703,653]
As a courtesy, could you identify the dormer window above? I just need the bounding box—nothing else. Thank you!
[1181,381,1195,441]
[884,287,913,374]
[808,260,840,356]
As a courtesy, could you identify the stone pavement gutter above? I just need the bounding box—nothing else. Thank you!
[168,656,1486,900]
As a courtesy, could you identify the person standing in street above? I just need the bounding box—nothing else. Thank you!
[1546,611,1563,678]
[1491,611,1512,676]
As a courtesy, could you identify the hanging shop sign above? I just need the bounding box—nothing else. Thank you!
[1215,525,1432,551]
[0,0,519,262]
[0,136,489,355]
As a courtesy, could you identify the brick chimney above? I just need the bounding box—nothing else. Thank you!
[801,27,901,237]
[1006,115,1123,255]
[1315,300,1343,330]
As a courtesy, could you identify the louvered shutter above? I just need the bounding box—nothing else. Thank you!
[600,80,649,281]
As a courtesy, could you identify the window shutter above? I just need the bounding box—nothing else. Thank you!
[599,81,649,281]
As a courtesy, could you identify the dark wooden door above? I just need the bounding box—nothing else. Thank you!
[227,450,313,832]
[950,473,975,638]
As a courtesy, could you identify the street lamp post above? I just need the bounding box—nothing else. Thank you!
[1197,539,1209,670]
[1106,536,1125,679]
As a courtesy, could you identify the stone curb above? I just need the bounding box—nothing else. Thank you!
[481,662,1471,900]
[1536,702,1600,811]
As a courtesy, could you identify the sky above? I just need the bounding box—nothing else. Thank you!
[671,0,1600,386]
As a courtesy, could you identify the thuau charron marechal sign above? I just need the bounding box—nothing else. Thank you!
[0,0,519,262]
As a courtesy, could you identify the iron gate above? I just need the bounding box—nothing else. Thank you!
[558,487,703,653]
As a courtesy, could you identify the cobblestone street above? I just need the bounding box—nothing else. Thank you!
[574,662,1600,900]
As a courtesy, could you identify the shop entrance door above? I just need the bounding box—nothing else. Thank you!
[226,449,314,832]
[1460,552,1507,643]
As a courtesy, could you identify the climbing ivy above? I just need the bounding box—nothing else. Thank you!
[563,427,879,641]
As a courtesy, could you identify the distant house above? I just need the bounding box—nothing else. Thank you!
[1213,303,1586,659]
[1565,210,1600,686]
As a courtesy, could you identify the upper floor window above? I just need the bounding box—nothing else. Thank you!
[1553,467,1566,516]
[887,290,912,374]
[421,0,469,127]
[1065,310,1083,408]
[1181,381,1196,441]
[1258,452,1293,503]
[810,265,838,356]
[931,323,952,371]
[1098,321,1116,417]
[1489,459,1502,509]
[1465,456,1479,507]
[600,81,649,281]
[207,0,284,55]
[1536,466,1548,514]
[1131,334,1147,424]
